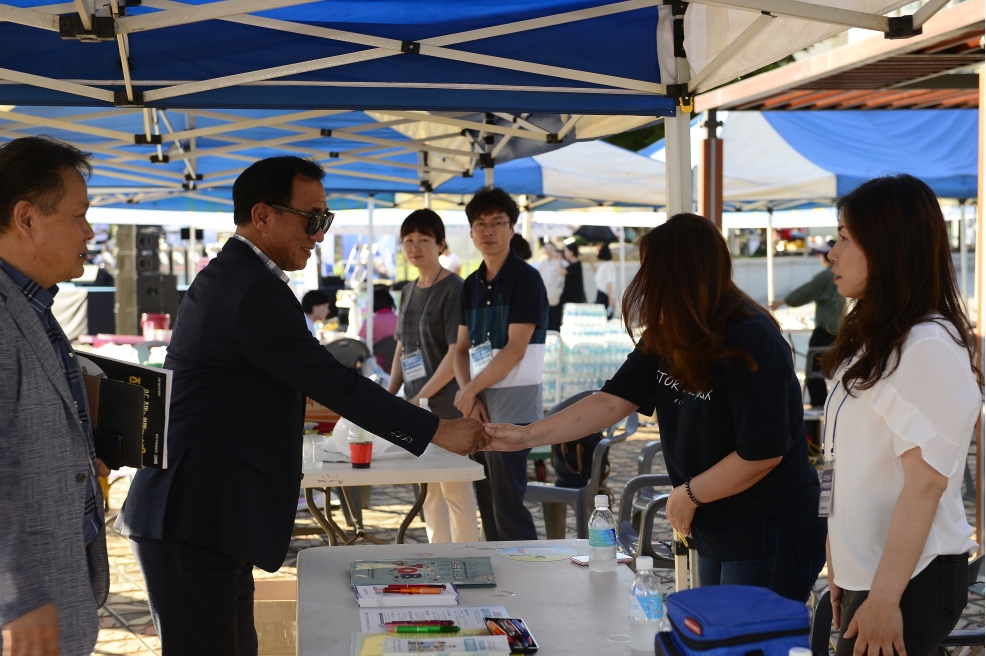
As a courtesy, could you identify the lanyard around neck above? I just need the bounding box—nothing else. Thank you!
[474,268,501,346]
[403,269,443,351]
[822,359,856,462]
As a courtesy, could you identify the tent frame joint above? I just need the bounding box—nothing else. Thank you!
[400,41,421,54]
[665,84,694,112]
[885,15,921,40]
[59,13,115,42]
[116,90,144,107]
[134,132,160,145]
[546,133,562,144]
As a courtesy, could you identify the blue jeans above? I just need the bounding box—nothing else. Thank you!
[696,517,825,604]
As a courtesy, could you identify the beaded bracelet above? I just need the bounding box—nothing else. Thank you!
[685,477,705,507]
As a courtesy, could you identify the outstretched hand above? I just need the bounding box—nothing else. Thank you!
[482,423,532,452]
[431,418,489,456]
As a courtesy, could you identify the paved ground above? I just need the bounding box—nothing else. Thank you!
[93,422,983,655]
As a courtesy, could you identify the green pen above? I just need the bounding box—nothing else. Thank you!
[393,625,461,634]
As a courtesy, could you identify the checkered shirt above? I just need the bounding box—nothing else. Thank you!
[0,259,102,544]
[230,233,291,285]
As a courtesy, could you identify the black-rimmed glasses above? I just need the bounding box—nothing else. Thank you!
[270,203,335,235]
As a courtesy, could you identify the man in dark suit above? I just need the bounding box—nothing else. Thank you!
[116,156,487,655]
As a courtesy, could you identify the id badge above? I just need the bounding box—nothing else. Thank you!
[469,341,493,378]
[818,463,835,517]
[400,351,426,382]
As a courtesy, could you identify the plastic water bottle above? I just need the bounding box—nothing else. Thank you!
[588,494,617,572]
[629,556,669,649]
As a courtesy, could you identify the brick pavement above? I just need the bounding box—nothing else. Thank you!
[93,422,983,655]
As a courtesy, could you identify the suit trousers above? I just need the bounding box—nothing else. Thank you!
[131,536,258,656]
[472,449,538,541]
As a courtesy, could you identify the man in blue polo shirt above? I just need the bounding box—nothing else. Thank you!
[453,188,548,541]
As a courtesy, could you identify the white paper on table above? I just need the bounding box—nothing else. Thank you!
[383,635,512,654]
[359,606,511,633]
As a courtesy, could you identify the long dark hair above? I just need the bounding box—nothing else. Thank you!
[821,174,982,391]
[622,213,774,392]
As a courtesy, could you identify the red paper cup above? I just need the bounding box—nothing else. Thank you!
[350,442,373,468]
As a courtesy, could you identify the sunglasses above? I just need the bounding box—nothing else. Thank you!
[270,203,335,235]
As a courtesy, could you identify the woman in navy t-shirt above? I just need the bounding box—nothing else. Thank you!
[486,214,827,602]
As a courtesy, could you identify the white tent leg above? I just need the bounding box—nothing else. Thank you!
[366,194,375,354]
[665,109,692,217]
[666,43,692,217]
[485,166,494,188]
[766,208,774,306]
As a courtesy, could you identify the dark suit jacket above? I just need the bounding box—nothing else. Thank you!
[117,237,439,571]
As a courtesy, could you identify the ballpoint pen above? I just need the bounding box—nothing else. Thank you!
[393,625,461,634]
[384,621,455,627]
[383,584,446,589]
[382,587,442,594]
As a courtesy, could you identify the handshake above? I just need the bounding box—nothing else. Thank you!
[430,418,532,456]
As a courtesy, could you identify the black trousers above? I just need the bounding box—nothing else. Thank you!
[472,449,538,541]
[547,304,563,333]
[131,536,258,656]
[807,327,835,407]
[836,554,969,656]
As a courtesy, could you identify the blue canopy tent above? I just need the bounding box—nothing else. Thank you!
[0,105,672,211]
[0,0,931,220]
[641,109,979,209]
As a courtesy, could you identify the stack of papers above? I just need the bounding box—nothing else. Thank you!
[354,583,458,608]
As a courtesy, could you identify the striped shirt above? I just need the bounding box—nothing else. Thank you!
[230,233,291,285]
[0,259,102,544]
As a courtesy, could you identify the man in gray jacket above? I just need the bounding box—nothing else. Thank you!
[0,137,110,655]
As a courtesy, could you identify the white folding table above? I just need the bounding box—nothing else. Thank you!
[301,439,485,545]
[297,539,638,656]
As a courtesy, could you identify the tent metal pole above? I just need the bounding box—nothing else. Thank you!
[366,194,375,355]
[665,113,692,217]
[960,200,968,307]
[766,207,774,306]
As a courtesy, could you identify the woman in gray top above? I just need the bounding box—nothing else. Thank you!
[387,209,479,542]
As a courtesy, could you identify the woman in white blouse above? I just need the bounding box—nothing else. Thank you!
[822,174,982,656]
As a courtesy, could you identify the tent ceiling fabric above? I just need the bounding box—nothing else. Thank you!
[684,1,912,94]
[0,0,936,115]
[695,1,984,110]
[0,105,660,209]
[0,0,680,114]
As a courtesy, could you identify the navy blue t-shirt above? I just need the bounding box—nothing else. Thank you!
[601,310,826,562]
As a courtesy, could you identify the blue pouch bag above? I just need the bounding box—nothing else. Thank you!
[655,585,810,656]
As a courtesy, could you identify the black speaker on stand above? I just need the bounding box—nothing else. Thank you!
[134,227,179,331]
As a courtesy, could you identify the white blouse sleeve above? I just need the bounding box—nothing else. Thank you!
[872,330,981,477]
